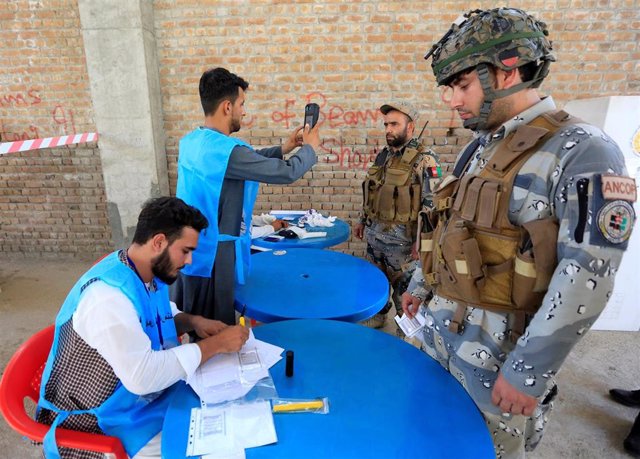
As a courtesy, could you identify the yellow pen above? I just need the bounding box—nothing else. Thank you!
[239,304,246,327]
[272,400,324,413]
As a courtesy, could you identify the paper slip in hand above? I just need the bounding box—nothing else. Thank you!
[394,313,426,338]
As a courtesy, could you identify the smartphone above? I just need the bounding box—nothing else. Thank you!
[264,236,282,243]
[303,103,320,129]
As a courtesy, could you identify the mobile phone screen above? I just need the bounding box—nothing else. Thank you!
[303,103,319,129]
[304,113,315,128]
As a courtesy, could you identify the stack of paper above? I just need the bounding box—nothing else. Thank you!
[185,331,284,457]
[188,330,284,405]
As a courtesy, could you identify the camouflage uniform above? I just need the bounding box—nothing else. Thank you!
[408,96,635,458]
[362,139,441,317]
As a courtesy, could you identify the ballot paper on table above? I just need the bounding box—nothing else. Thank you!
[269,210,307,216]
[285,226,327,239]
[186,400,277,457]
[188,330,284,405]
[394,313,426,338]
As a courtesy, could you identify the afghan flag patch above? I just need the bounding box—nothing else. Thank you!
[428,166,442,178]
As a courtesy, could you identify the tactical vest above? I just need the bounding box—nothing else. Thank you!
[419,111,575,337]
[363,143,423,225]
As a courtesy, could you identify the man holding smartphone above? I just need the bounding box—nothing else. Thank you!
[172,67,321,326]
[354,101,442,331]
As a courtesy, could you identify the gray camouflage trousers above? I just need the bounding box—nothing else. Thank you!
[365,234,416,315]
[417,300,557,459]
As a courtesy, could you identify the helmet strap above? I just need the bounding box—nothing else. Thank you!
[463,62,548,131]
[463,63,496,131]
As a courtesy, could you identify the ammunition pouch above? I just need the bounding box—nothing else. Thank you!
[363,147,423,224]
[418,111,575,334]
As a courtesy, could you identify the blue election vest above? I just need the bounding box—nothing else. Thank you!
[176,127,259,283]
[37,251,179,458]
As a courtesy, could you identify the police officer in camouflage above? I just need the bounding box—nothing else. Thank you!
[401,8,636,458]
[354,102,441,329]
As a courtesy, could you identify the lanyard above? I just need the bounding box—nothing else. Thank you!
[125,249,165,348]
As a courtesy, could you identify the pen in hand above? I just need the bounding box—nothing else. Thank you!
[239,304,246,327]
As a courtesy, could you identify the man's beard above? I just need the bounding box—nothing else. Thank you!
[230,115,241,133]
[386,131,408,148]
[151,247,179,284]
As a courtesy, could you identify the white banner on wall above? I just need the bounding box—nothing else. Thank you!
[564,96,640,332]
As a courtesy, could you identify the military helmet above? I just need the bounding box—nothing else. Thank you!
[426,8,554,87]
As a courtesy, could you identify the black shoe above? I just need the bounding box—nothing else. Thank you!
[610,389,640,408]
[624,413,640,457]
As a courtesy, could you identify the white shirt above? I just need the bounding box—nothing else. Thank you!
[242,214,277,239]
[72,281,202,395]
[251,223,276,239]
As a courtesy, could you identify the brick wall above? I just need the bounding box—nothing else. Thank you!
[0,0,108,259]
[2,0,639,258]
[0,145,112,258]
[154,0,640,257]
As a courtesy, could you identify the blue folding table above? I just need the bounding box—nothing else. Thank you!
[235,248,388,323]
[161,320,494,458]
[251,216,350,250]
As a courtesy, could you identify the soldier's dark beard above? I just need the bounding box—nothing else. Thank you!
[386,129,409,148]
[151,247,178,284]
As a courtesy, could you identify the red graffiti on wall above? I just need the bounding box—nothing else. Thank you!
[241,114,256,129]
[0,88,42,108]
[0,87,81,142]
[271,92,381,129]
[319,137,381,170]
[0,118,40,142]
[52,104,77,136]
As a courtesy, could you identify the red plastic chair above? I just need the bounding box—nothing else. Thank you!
[0,325,127,458]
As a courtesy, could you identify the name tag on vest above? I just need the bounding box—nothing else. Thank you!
[601,175,637,202]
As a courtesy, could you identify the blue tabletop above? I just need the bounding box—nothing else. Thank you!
[236,249,388,323]
[162,320,494,459]
[251,216,350,249]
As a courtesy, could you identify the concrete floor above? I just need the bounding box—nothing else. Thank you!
[1,258,638,458]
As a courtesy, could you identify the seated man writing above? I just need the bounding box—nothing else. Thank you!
[36,197,250,459]
[249,214,289,239]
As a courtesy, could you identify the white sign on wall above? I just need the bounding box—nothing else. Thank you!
[564,96,640,331]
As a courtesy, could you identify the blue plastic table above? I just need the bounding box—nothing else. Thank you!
[251,216,350,250]
[236,248,388,323]
[161,320,494,459]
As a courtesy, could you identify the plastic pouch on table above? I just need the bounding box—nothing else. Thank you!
[271,397,330,414]
[189,397,277,458]
[241,374,278,403]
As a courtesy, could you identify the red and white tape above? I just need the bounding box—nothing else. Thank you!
[0,132,99,155]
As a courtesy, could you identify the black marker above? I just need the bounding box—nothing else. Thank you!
[285,350,294,377]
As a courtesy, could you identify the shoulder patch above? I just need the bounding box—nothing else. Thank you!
[601,175,637,202]
[590,174,636,248]
[596,200,634,244]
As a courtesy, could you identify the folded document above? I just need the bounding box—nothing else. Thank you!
[394,313,426,338]
[286,226,327,239]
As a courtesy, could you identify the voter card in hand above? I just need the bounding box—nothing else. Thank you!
[394,313,426,338]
